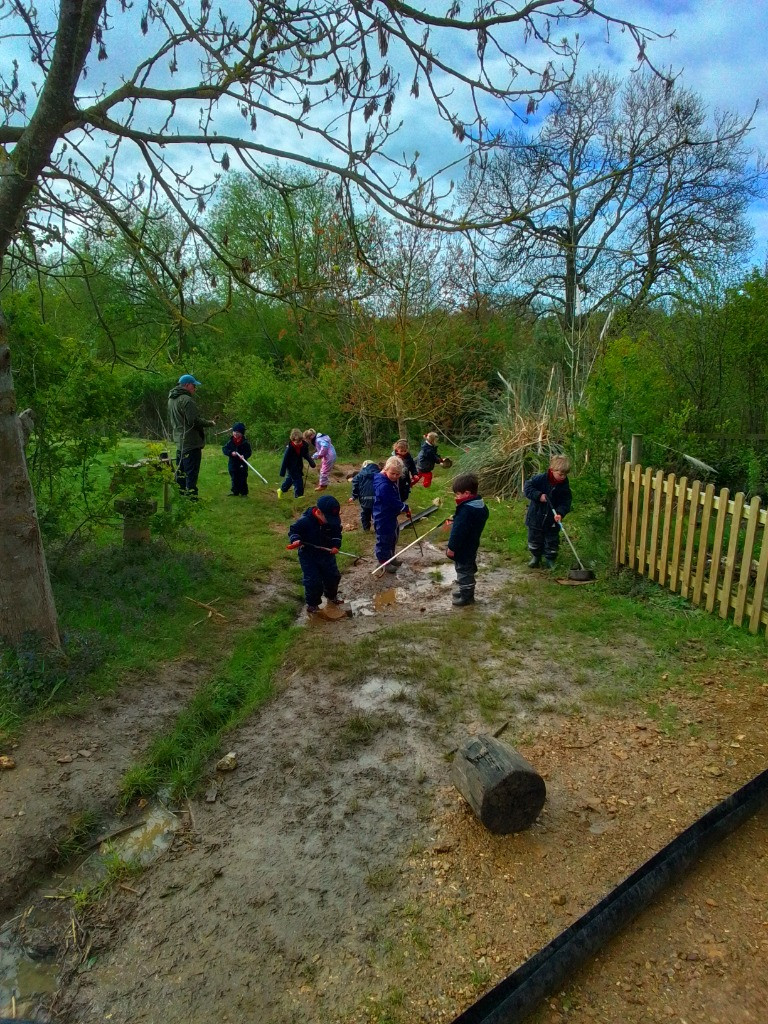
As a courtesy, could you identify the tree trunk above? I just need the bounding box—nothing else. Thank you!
[0,340,61,650]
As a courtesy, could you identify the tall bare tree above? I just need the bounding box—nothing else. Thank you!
[0,0,668,648]
[462,72,763,411]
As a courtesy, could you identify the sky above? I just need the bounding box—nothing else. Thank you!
[4,0,768,270]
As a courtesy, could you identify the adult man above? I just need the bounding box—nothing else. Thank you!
[167,374,216,498]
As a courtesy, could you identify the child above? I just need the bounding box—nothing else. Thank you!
[445,473,489,606]
[415,431,445,488]
[392,439,419,502]
[348,460,379,531]
[523,455,572,568]
[278,428,315,499]
[304,429,337,490]
[221,422,252,497]
[287,494,343,615]
[373,456,410,572]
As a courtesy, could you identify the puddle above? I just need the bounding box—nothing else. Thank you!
[0,802,181,1016]
[348,597,375,617]
[374,589,398,610]
[1,921,58,1017]
[108,804,180,866]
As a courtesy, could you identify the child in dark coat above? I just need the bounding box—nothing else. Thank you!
[523,455,572,568]
[222,422,252,496]
[393,439,419,502]
[373,457,410,572]
[348,460,379,531]
[279,427,315,498]
[415,432,445,488]
[287,494,343,614]
[445,473,489,606]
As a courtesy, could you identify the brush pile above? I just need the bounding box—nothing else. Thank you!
[461,369,565,499]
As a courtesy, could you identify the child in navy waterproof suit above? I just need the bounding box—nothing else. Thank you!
[279,427,315,498]
[523,455,572,568]
[415,432,444,488]
[373,456,409,572]
[348,460,379,531]
[287,494,343,614]
[222,422,252,496]
[445,473,489,606]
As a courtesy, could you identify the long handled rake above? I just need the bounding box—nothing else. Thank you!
[371,517,448,575]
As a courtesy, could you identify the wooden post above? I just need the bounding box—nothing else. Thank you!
[612,443,626,569]
[451,734,546,835]
[630,434,643,467]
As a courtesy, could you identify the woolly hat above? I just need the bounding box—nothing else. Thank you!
[231,422,246,434]
[316,495,340,516]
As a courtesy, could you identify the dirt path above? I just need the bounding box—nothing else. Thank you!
[3,523,767,1024]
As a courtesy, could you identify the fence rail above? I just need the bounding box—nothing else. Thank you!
[614,461,768,636]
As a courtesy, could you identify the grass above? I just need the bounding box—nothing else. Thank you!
[120,605,297,802]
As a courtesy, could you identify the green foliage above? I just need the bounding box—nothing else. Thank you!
[0,630,109,730]
[7,290,128,540]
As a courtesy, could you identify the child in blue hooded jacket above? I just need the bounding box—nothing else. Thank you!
[222,422,252,496]
[373,456,410,572]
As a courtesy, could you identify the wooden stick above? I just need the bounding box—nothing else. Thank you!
[183,596,227,620]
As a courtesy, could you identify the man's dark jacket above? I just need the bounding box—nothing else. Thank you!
[167,385,214,452]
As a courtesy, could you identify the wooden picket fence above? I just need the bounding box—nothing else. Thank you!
[614,461,768,636]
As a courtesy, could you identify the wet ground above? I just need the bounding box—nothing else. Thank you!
[2,508,767,1024]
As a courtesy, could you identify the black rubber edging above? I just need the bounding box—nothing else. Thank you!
[452,766,768,1024]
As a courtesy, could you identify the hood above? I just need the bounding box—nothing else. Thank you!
[168,384,188,399]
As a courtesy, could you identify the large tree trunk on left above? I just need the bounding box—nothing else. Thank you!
[0,340,61,650]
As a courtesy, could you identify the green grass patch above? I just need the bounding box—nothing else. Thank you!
[120,606,297,803]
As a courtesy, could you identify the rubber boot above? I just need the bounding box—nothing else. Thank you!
[544,557,556,569]
[452,588,475,607]
[528,555,541,568]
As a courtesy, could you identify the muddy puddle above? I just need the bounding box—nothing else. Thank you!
[0,803,180,1017]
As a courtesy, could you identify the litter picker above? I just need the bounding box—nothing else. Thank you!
[234,451,269,484]
[545,496,595,581]
[371,517,448,575]
[288,541,369,562]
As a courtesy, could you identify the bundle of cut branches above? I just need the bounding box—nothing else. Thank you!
[460,369,565,499]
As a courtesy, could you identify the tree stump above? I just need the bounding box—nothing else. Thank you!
[451,734,546,834]
[114,498,158,546]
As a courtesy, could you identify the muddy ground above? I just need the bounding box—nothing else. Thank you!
[1,505,767,1024]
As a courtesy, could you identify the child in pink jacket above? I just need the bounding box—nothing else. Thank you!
[304,429,337,490]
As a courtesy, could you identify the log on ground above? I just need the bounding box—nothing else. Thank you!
[452,734,546,834]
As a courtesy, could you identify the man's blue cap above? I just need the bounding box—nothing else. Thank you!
[178,374,202,386]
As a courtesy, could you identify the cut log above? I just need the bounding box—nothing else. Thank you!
[451,734,546,834]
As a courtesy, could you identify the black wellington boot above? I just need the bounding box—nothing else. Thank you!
[452,588,475,607]
[528,555,541,568]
